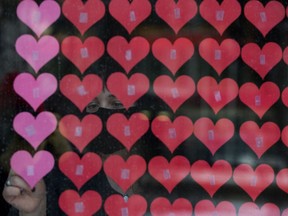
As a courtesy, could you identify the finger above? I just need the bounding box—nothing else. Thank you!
[9,175,32,193]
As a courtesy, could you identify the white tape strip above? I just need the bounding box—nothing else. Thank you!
[79,12,88,23]
[255,136,263,148]
[174,8,181,19]
[74,126,83,137]
[127,85,136,96]
[212,211,219,216]
[208,130,215,141]
[125,50,132,61]
[80,47,89,58]
[121,169,130,180]
[33,88,40,98]
[214,91,222,102]
[77,85,88,96]
[75,164,84,176]
[255,95,261,106]
[130,11,136,22]
[171,87,180,99]
[163,169,171,180]
[27,165,35,176]
[121,207,129,216]
[32,11,41,23]
[209,175,216,186]
[25,125,36,137]
[250,176,257,187]
[170,49,177,60]
[260,12,267,22]
[168,128,177,139]
[259,54,266,65]
[74,202,84,213]
[32,51,39,61]
[214,49,222,60]
[124,126,131,137]
[216,10,224,21]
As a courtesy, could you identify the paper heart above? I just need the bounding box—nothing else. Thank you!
[283,209,288,216]
[244,0,285,37]
[197,76,238,114]
[276,169,288,194]
[151,115,193,153]
[148,156,190,193]
[107,113,149,151]
[281,86,288,108]
[284,47,288,65]
[152,37,194,74]
[153,75,195,112]
[199,38,240,75]
[60,74,102,112]
[155,0,197,34]
[199,0,241,35]
[17,0,60,37]
[233,164,274,201]
[103,155,146,193]
[240,121,280,158]
[62,0,105,35]
[104,194,147,216]
[59,190,102,216]
[239,82,280,118]
[107,36,150,73]
[241,42,282,79]
[109,0,151,34]
[106,72,149,109]
[238,202,280,216]
[61,36,105,73]
[13,73,57,111]
[11,150,54,188]
[150,197,192,216]
[191,160,232,197]
[16,35,59,73]
[194,200,236,216]
[281,125,288,148]
[13,111,57,149]
[59,114,102,152]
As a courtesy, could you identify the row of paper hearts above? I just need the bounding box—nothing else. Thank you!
[17,0,288,37]
[16,35,287,76]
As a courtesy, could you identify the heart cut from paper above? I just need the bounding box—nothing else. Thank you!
[59,114,102,152]
[233,164,274,201]
[17,0,61,37]
[13,111,57,149]
[62,0,105,35]
[199,38,240,75]
[238,202,280,216]
[59,190,102,216]
[11,150,54,188]
[109,0,151,34]
[106,72,149,109]
[283,47,288,65]
[107,113,149,151]
[197,76,238,114]
[244,1,285,37]
[276,168,288,194]
[155,0,197,34]
[240,121,280,158]
[281,87,288,108]
[107,36,150,73]
[16,35,59,73]
[194,200,236,216]
[151,115,193,153]
[61,36,104,73]
[281,125,288,148]
[148,156,190,193]
[239,82,280,119]
[60,74,102,112]
[241,42,282,79]
[152,37,194,74]
[13,73,57,111]
[199,0,241,35]
[153,75,195,112]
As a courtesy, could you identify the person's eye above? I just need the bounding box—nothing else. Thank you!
[111,100,124,109]
[86,102,99,113]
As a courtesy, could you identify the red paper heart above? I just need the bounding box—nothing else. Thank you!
[199,0,241,35]
[62,0,105,35]
[239,82,280,119]
[199,38,240,75]
[194,117,234,155]
[60,74,102,112]
[59,190,102,216]
[238,202,280,216]
[59,114,102,152]
[153,75,195,112]
[151,115,193,153]
[194,200,236,216]
[241,42,282,79]
[283,47,288,65]
[152,37,194,74]
[276,169,288,194]
[197,76,238,114]
[191,160,232,197]
[61,36,104,73]
[107,36,150,73]
[233,164,274,201]
[148,156,190,193]
[150,197,192,216]
[59,152,102,190]
[155,0,197,34]
[244,1,285,37]
[281,86,288,108]
[103,155,146,193]
[106,72,149,109]
[281,125,288,148]
[240,121,280,158]
[109,0,151,34]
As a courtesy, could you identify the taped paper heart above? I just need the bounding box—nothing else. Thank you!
[155,0,197,34]
[62,0,105,35]
[153,75,195,112]
[13,111,57,149]
[148,156,190,193]
[152,37,194,74]
[59,114,102,152]
[151,115,193,153]
[281,125,288,148]
[194,200,236,216]
[276,169,288,194]
[107,36,150,73]
[238,202,280,216]
[11,150,54,189]
[16,35,59,73]
[109,0,151,34]
[240,121,280,158]
[233,164,274,201]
